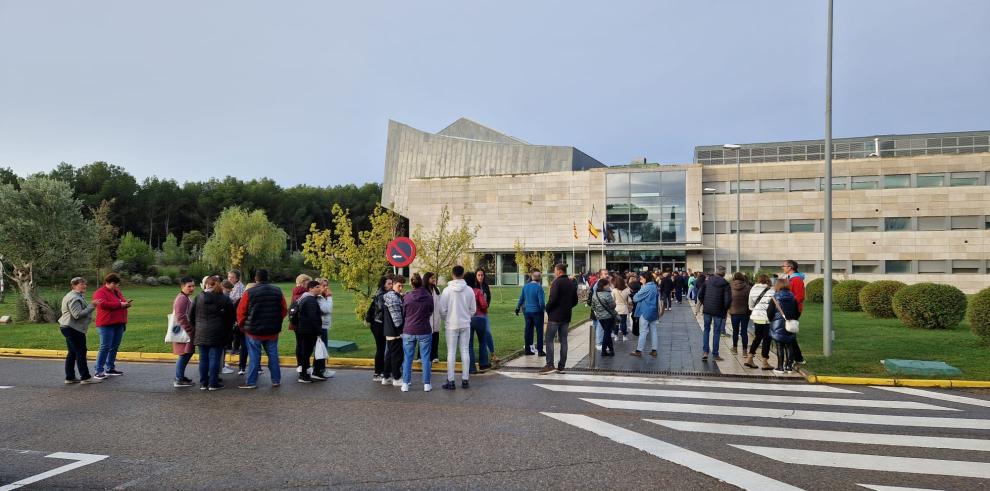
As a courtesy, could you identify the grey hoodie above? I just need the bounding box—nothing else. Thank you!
[59,291,96,333]
[438,279,476,330]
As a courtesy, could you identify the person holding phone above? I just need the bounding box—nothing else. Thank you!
[92,273,132,380]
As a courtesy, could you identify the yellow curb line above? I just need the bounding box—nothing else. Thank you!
[0,348,463,371]
[805,373,990,389]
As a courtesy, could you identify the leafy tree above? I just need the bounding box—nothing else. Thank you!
[0,177,96,322]
[303,204,398,320]
[411,204,479,282]
[513,240,554,284]
[161,233,188,265]
[72,162,139,229]
[0,167,20,189]
[90,199,119,279]
[180,230,207,256]
[202,206,287,273]
[116,232,155,274]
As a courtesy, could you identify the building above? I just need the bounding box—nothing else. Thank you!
[383,118,990,292]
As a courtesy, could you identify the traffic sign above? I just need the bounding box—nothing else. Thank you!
[386,237,416,268]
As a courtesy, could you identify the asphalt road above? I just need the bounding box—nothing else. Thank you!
[1,358,989,490]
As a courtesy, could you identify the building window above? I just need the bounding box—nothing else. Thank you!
[500,254,519,285]
[702,181,727,194]
[918,260,946,274]
[885,260,911,273]
[830,177,849,190]
[737,261,756,274]
[952,260,981,274]
[729,220,756,233]
[606,198,630,221]
[660,171,686,197]
[851,218,880,232]
[852,261,879,274]
[832,262,848,274]
[630,172,660,197]
[884,217,911,231]
[916,173,945,188]
[883,174,911,189]
[986,216,990,230]
[851,176,880,190]
[918,216,946,231]
[789,220,816,233]
[951,216,981,230]
[831,218,849,232]
[760,220,786,233]
[606,173,630,197]
[729,180,757,194]
[950,172,982,187]
[759,179,786,193]
[789,178,818,191]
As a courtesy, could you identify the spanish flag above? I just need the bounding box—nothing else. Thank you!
[588,219,601,239]
[573,222,579,240]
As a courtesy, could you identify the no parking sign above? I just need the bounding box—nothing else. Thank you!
[386,237,416,268]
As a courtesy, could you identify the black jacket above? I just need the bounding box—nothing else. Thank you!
[546,275,578,323]
[191,291,235,347]
[243,283,285,337]
[296,294,323,335]
[659,276,674,295]
[697,275,732,317]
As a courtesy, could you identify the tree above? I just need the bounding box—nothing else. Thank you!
[0,167,20,189]
[162,233,188,265]
[90,199,119,279]
[180,230,206,257]
[411,204,479,282]
[513,240,554,284]
[303,203,398,320]
[0,177,96,322]
[202,206,287,273]
[116,232,155,274]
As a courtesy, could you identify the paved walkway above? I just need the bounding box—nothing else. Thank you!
[503,321,594,370]
[691,303,802,378]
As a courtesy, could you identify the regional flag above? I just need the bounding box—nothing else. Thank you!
[588,219,601,239]
[573,222,579,240]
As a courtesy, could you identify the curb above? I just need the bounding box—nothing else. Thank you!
[803,372,990,389]
[0,347,463,371]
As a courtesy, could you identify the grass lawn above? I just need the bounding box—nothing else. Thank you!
[0,283,548,361]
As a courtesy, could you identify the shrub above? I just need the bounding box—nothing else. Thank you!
[892,282,967,329]
[833,280,869,311]
[806,277,840,303]
[162,233,189,265]
[144,276,159,287]
[111,260,130,274]
[157,275,172,286]
[130,274,144,285]
[968,287,990,342]
[186,261,213,281]
[859,280,907,318]
[116,232,155,274]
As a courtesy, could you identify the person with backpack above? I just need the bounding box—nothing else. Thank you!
[381,275,406,386]
[401,273,434,392]
[631,271,660,358]
[438,266,476,389]
[365,274,393,382]
[190,276,236,390]
[745,274,774,370]
[236,269,287,389]
[697,266,731,362]
[766,278,800,374]
[293,280,325,384]
[590,278,618,356]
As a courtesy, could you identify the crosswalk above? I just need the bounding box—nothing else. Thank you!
[506,372,990,489]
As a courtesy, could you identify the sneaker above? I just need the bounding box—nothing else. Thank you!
[524,349,536,356]
[271,381,281,387]
[237,370,245,376]
[795,360,807,365]
[180,377,194,384]
[537,352,547,357]
[64,379,80,384]
[392,379,403,387]
[106,369,124,377]
[80,377,103,385]
[238,384,257,389]
[222,367,235,374]
[442,381,456,390]
[650,350,658,358]
[174,379,194,388]
[630,351,642,357]
[93,372,108,380]
[424,383,432,392]
[258,368,265,374]
[382,377,392,386]
[539,366,556,375]
[772,369,788,376]
[595,345,602,351]
[461,380,470,389]
[311,373,327,381]
[200,385,208,391]
[701,354,709,362]
[208,384,224,391]
[431,359,439,364]
[556,368,566,375]
[373,374,383,382]
[298,378,312,384]
[401,383,410,392]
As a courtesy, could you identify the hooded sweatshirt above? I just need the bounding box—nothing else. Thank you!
[729,279,751,315]
[438,279,476,330]
[402,287,434,336]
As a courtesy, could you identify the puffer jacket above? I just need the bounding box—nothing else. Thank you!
[590,289,618,320]
[748,283,774,324]
[191,291,236,346]
[729,279,751,315]
[767,289,801,343]
[697,275,731,317]
[295,293,324,335]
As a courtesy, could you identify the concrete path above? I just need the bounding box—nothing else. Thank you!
[502,320,593,370]
[691,302,802,378]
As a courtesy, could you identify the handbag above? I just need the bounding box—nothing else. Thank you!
[772,297,800,333]
[314,338,328,361]
[164,313,191,343]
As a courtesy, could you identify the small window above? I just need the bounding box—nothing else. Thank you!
[702,181,727,194]
[918,217,946,231]
[918,260,946,274]
[832,262,848,274]
[950,172,981,187]
[883,174,911,189]
[830,177,849,190]
[704,221,728,234]
[851,176,880,190]
[737,261,756,274]
[789,178,818,191]
[729,220,756,233]
[759,179,786,193]
[951,216,980,230]
[789,220,816,233]
[852,261,879,274]
[916,173,945,188]
[830,219,849,232]
[851,218,880,232]
[986,216,990,230]
[760,220,786,233]
[729,180,757,194]
[885,260,911,273]
[884,217,911,231]
[952,260,981,274]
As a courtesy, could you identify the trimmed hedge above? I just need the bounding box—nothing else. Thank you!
[859,280,906,318]
[806,277,840,303]
[892,282,967,329]
[968,287,990,342]
[833,280,869,311]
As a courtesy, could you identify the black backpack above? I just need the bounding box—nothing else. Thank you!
[288,300,301,326]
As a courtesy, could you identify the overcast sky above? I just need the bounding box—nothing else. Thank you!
[1,1,988,186]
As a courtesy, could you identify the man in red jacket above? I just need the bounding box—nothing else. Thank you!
[781,260,806,364]
[236,269,287,389]
[92,273,132,379]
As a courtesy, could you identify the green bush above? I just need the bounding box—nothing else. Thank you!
[859,280,906,318]
[833,280,869,312]
[892,282,968,329]
[157,275,173,286]
[806,277,840,303]
[968,287,990,342]
[130,274,144,285]
[116,232,155,274]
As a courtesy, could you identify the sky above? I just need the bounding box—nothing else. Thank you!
[1,1,988,187]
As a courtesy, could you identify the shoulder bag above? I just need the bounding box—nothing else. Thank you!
[164,313,191,343]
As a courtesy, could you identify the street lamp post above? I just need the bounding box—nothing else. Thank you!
[724,144,742,273]
[703,187,718,271]
[823,0,834,357]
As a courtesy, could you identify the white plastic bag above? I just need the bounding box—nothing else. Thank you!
[314,338,328,360]
[164,313,191,343]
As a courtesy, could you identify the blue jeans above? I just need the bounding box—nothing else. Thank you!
[402,334,432,385]
[703,314,726,357]
[246,337,281,386]
[636,317,659,353]
[469,316,490,370]
[523,311,544,352]
[688,286,697,302]
[198,345,223,387]
[617,314,628,335]
[594,319,603,345]
[95,324,126,374]
[175,352,193,381]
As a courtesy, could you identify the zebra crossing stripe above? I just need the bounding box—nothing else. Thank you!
[542,412,802,491]
[857,485,944,491]
[873,386,990,409]
[0,386,11,389]
[580,399,990,430]
[648,419,990,452]
[732,445,990,479]
[500,371,858,393]
[534,384,953,411]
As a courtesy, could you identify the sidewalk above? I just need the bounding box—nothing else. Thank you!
[503,320,593,370]
[691,303,801,378]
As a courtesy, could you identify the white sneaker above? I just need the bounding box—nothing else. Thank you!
[382,377,392,386]
[372,374,383,382]
[322,370,336,378]
[296,366,303,373]
[237,370,245,376]
[595,345,602,351]
[622,335,628,342]
[222,367,235,374]
[424,384,432,392]
[401,383,409,392]
[392,379,403,387]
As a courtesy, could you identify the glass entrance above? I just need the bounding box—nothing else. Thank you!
[605,250,686,274]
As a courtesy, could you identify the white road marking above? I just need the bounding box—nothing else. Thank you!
[534,384,953,411]
[0,452,107,491]
[649,419,990,452]
[857,485,944,491]
[581,399,990,430]
[733,445,990,479]
[501,371,858,393]
[873,386,990,408]
[0,386,12,389]
[542,412,802,491]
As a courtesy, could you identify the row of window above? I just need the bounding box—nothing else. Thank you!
[702,215,990,234]
[702,171,988,194]
[702,259,990,275]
